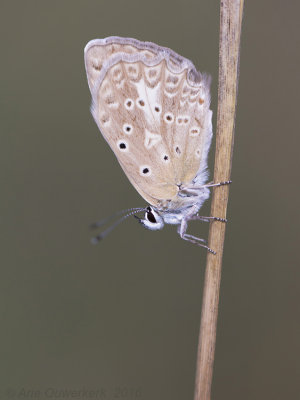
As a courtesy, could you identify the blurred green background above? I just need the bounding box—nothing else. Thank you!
[1,1,299,399]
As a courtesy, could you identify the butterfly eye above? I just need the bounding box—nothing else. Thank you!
[139,207,164,231]
[146,210,157,224]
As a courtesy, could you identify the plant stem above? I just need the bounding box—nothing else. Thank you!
[193,1,244,399]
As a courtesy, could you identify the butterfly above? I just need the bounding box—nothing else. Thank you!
[84,37,230,253]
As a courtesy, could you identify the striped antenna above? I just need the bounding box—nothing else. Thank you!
[90,207,145,229]
[90,207,146,243]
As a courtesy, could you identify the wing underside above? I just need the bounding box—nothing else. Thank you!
[84,37,212,208]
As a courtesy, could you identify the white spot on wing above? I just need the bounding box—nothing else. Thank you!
[145,83,161,105]
[153,104,162,114]
[176,116,190,125]
[146,85,161,122]
[117,140,129,152]
[134,80,161,124]
[164,90,177,98]
[144,129,162,149]
[176,116,184,125]
[124,64,140,80]
[164,112,174,124]
[190,127,200,136]
[116,80,125,90]
[123,124,133,135]
[108,102,119,109]
[136,98,145,108]
[124,98,134,110]
[195,149,202,158]
[162,153,170,163]
[139,165,151,176]
[100,113,110,126]
[175,145,181,156]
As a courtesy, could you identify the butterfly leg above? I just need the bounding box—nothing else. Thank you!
[177,220,216,254]
[202,180,232,188]
[179,181,231,196]
[189,215,228,223]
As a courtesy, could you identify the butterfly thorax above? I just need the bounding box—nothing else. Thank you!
[154,184,210,225]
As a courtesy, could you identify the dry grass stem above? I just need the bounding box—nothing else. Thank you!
[193,1,244,399]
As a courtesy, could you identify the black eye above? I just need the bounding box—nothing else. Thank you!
[146,210,156,224]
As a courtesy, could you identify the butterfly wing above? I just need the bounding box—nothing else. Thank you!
[84,37,212,208]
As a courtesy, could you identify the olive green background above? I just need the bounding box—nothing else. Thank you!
[1,1,299,399]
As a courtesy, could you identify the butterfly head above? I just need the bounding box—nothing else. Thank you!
[135,206,164,231]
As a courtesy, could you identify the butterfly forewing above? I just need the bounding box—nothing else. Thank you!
[84,37,212,208]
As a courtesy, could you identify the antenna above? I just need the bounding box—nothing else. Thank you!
[90,207,146,244]
[90,207,145,229]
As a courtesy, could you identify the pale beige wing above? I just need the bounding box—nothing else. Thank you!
[84,37,212,208]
